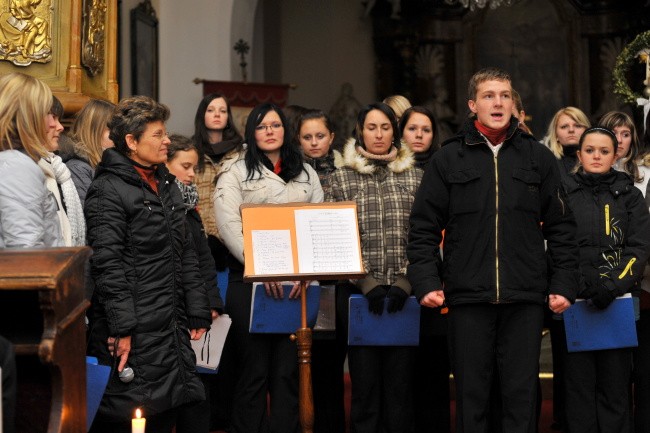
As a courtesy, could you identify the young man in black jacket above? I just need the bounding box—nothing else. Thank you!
[407,67,579,433]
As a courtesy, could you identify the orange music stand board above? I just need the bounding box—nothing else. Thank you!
[241,201,366,282]
[241,201,365,433]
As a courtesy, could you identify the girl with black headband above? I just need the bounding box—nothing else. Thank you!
[563,126,650,433]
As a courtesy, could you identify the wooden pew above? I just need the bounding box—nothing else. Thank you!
[0,248,91,433]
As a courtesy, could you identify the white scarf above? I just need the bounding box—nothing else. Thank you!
[39,154,86,246]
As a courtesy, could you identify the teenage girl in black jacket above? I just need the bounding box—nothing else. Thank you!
[563,127,650,433]
[166,134,224,433]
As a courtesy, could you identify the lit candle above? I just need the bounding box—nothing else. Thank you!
[132,408,146,433]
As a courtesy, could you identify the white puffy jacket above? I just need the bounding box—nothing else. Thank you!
[0,150,63,248]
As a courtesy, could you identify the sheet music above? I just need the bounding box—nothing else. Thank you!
[252,230,294,275]
[294,208,362,273]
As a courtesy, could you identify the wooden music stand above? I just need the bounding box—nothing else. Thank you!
[241,202,365,433]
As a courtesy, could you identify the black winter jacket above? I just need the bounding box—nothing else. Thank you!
[407,118,579,306]
[565,170,650,298]
[85,148,211,421]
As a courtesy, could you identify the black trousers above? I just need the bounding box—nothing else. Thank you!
[549,316,568,428]
[448,303,543,433]
[226,273,300,433]
[337,282,414,433]
[1,336,16,433]
[311,333,347,433]
[413,333,451,433]
[634,309,650,433]
[564,347,632,433]
[176,374,211,433]
[348,345,414,433]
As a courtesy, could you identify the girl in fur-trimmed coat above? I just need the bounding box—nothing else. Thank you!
[327,102,422,433]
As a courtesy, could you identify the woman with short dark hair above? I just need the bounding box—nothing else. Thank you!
[85,96,211,433]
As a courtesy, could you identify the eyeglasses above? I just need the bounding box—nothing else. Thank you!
[255,122,283,132]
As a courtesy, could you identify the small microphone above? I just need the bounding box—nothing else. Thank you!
[119,366,134,383]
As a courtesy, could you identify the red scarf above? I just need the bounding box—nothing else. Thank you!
[134,165,158,193]
[273,158,282,175]
[474,120,510,146]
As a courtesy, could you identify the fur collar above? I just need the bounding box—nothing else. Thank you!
[341,137,415,174]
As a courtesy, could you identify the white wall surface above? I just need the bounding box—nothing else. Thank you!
[119,0,375,133]
[158,1,234,135]
[121,0,235,135]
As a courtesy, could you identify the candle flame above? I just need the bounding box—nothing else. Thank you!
[135,408,142,419]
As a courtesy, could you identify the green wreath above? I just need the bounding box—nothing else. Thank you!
[613,30,650,104]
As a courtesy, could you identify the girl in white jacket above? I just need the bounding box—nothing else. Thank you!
[214,103,323,433]
[0,72,62,248]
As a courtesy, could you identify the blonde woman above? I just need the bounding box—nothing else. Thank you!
[64,99,116,204]
[545,106,591,174]
[383,94,412,121]
[37,96,86,247]
[0,72,62,248]
[544,105,590,430]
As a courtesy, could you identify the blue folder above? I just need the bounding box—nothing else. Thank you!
[563,294,638,352]
[249,282,321,333]
[348,295,420,346]
[217,269,229,306]
[86,356,110,431]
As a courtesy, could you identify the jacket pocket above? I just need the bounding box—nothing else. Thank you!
[511,168,541,214]
[241,180,268,203]
[448,168,481,214]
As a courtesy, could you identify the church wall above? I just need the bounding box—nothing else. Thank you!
[120,0,235,135]
[274,0,377,113]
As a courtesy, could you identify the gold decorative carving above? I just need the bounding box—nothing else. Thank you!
[0,0,53,66]
[81,0,105,76]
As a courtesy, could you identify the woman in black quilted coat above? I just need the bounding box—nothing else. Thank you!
[85,96,211,433]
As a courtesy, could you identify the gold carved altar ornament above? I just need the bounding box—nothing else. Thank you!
[82,0,106,76]
[0,0,52,66]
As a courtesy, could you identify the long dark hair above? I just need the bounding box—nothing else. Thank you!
[193,92,243,170]
[355,102,401,150]
[244,103,307,182]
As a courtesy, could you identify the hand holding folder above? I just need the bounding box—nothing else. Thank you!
[563,293,638,352]
[249,282,321,333]
[348,295,420,346]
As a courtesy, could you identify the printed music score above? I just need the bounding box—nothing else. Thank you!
[294,208,362,274]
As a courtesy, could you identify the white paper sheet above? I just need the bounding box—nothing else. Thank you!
[252,230,294,275]
[294,208,362,274]
[191,314,232,370]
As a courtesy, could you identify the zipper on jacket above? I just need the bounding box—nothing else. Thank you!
[494,155,500,302]
[159,178,189,384]
[604,204,610,236]
[618,257,636,279]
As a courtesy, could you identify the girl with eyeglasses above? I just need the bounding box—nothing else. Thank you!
[214,103,323,433]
